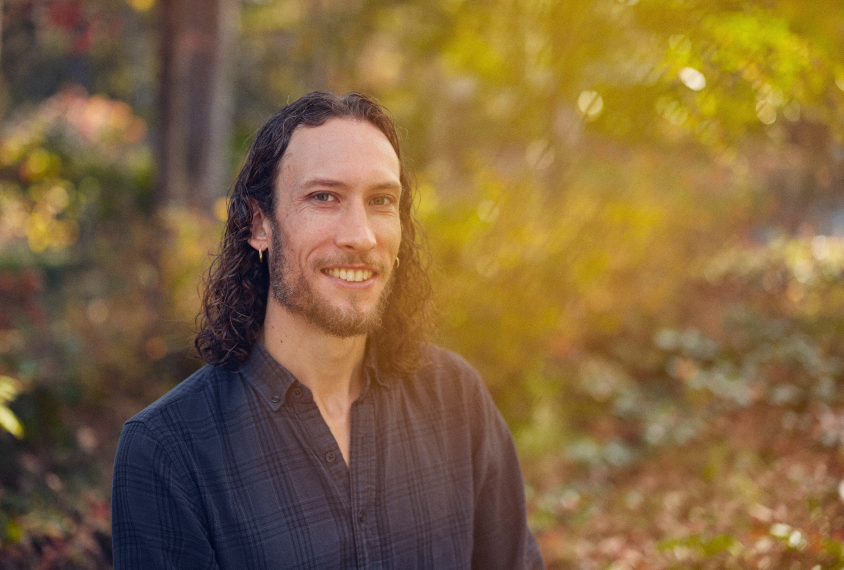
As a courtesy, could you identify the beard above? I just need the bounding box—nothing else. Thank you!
[268,221,394,338]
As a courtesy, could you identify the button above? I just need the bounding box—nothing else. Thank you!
[270,395,281,403]
[325,451,336,463]
[292,387,303,398]
[358,511,366,523]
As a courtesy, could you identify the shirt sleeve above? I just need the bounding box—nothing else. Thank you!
[468,370,546,570]
[112,419,220,570]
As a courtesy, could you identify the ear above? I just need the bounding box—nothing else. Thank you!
[247,198,271,255]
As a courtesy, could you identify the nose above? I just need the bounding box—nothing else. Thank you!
[335,201,376,253]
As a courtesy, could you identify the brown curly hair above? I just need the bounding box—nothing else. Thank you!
[195,91,434,377]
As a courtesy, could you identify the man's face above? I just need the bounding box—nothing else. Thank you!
[265,118,402,338]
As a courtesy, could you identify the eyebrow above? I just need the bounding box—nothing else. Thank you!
[301,178,402,193]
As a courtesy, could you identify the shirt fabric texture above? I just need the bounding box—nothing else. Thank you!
[111,343,545,569]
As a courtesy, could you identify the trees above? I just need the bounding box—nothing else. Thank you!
[155,0,238,212]
[2,0,844,566]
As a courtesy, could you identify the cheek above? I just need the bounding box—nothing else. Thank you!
[380,218,402,254]
[286,233,323,265]
[277,212,325,258]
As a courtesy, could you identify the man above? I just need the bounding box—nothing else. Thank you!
[112,91,545,569]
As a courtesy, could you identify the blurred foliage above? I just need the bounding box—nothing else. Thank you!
[0,87,218,567]
[528,234,844,569]
[2,0,844,568]
[0,375,24,439]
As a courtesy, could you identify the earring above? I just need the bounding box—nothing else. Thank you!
[394,256,400,269]
[259,248,263,263]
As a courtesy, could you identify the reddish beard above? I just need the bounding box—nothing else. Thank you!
[267,223,394,338]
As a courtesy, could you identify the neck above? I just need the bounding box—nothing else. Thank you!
[259,299,367,404]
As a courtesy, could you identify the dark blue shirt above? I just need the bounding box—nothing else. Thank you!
[112,343,545,569]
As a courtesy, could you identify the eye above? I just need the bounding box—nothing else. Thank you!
[313,192,336,202]
[370,196,394,206]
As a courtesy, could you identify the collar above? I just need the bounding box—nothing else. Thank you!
[239,342,299,412]
[240,341,392,412]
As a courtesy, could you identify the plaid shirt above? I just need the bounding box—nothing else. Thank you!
[112,343,544,569]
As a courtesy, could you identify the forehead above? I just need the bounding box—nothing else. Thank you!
[277,118,401,188]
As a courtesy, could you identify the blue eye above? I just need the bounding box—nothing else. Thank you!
[314,193,335,202]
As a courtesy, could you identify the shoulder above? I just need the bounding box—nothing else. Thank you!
[117,364,245,459]
[416,343,483,382]
[127,364,230,427]
[406,344,487,396]
[396,344,501,426]
[114,364,247,479]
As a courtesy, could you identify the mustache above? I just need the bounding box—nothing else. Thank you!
[315,254,391,273]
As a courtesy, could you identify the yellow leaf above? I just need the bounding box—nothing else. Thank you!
[0,405,24,439]
[0,375,22,403]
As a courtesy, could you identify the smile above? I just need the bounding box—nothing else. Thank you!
[322,268,374,283]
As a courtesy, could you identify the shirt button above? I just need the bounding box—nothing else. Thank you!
[325,451,336,463]
[292,387,303,398]
[358,511,366,523]
[270,395,281,403]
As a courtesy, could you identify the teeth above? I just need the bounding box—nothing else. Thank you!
[324,268,373,282]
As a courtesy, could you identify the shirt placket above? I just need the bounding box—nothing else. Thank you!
[288,383,351,500]
[349,390,379,569]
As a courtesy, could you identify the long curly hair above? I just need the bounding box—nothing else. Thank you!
[195,91,434,377]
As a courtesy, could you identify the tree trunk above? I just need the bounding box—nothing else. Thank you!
[155,0,190,208]
[155,0,238,214]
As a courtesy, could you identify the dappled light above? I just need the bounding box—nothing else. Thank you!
[1,0,844,567]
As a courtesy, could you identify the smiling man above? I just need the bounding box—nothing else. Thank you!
[111,92,545,570]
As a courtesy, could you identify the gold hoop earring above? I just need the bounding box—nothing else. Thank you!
[394,256,400,269]
[259,248,263,263]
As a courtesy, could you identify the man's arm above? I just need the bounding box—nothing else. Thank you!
[469,373,546,570]
[112,420,219,570]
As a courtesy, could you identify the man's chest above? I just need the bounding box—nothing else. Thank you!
[192,390,476,570]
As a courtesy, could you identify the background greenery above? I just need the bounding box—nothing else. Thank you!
[2,0,844,568]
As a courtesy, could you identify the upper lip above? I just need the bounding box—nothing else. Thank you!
[322,265,376,272]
